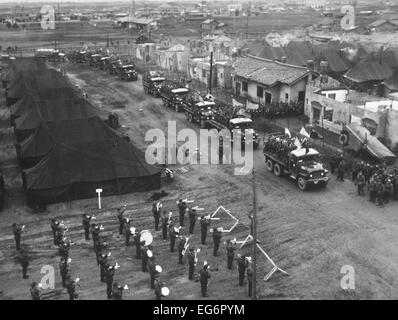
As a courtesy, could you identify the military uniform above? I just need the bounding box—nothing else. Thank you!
[12,223,23,251]
[369,178,376,202]
[112,283,124,300]
[337,159,346,182]
[187,248,196,280]
[199,265,211,297]
[177,237,185,265]
[226,241,236,270]
[30,283,41,300]
[161,215,168,240]
[91,225,101,247]
[105,266,115,299]
[140,243,148,272]
[59,258,71,287]
[125,226,132,246]
[178,200,187,227]
[50,219,60,245]
[65,277,77,300]
[117,207,126,235]
[246,266,253,297]
[152,203,161,231]
[200,217,210,245]
[134,231,141,259]
[376,182,385,206]
[237,256,247,286]
[212,229,221,256]
[98,253,109,283]
[20,253,30,279]
[169,226,177,252]
[82,214,92,240]
[384,180,394,203]
[356,172,365,196]
[154,279,163,300]
[188,208,197,234]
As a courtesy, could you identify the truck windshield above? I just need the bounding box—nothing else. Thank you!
[297,154,320,163]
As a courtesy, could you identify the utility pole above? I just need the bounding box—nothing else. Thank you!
[246,0,251,39]
[209,51,213,94]
[252,168,257,300]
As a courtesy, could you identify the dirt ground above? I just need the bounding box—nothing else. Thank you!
[1,62,398,300]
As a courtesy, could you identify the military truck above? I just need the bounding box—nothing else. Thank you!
[119,64,138,81]
[99,56,111,70]
[160,83,189,112]
[89,54,102,67]
[263,133,329,190]
[181,92,215,128]
[107,60,121,75]
[208,104,260,149]
[142,71,165,97]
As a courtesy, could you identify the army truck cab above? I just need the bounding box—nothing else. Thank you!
[99,56,111,70]
[183,99,215,128]
[89,54,102,67]
[119,64,137,81]
[142,71,165,97]
[228,117,260,149]
[161,86,189,112]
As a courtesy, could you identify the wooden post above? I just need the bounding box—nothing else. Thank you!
[209,51,213,94]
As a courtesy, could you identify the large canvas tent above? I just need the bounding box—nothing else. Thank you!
[23,138,161,207]
[18,116,121,169]
[14,98,101,141]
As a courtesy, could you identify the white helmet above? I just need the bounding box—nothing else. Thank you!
[155,265,162,273]
[161,287,170,297]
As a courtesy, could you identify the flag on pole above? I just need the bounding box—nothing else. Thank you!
[284,128,291,138]
[294,137,302,149]
[232,98,244,108]
[246,100,259,110]
[300,127,310,138]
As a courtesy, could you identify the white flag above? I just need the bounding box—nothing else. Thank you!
[284,128,291,138]
[232,98,244,108]
[246,100,259,110]
[300,127,310,138]
[294,137,302,149]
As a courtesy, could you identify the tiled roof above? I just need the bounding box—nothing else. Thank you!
[384,69,398,90]
[233,56,309,87]
[344,61,393,83]
[285,41,314,67]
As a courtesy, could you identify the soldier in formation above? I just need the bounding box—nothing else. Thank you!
[200,216,210,245]
[199,262,211,297]
[12,223,24,251]
[188,207,197,234]
[152,203,161,231]
[82,213,94,240]
[226,239,237,270]
[212,228,222,256]
[178,199,187,227]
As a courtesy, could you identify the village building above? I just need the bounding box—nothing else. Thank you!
[367,19,398,32]
[232,55,314,105]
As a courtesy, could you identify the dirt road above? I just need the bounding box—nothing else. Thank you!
[1,64,398,300]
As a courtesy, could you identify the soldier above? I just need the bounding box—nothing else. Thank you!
[58,239,71,260]
[376,181,385,206]
[226,239,237,270]
[82,214,93,240]
[94,240,107,266]
[59,257,71,287]
[50,219,61,245]
[30,282,41,300]
[188,207,197,234]
[246,260,253,298]
[177,236,186,265]
[154,279,166,300]
[187,247,196,280]
[65,276,79,300]
[19,251,30,279]
[368,177,377,203]
[140,243,149,272]
[356,171,365,196]
[152,203,161,231]
[98,253,110,283]
[212,228,222,256]
[200,216,210,245]
[54,227,65,248]
[178,199,187,227]
[133,229,141,259]
[199,261,211,297]
[125,223,133,246]
[384,179,394,204]
[91,224,101,247]
[337,157,346,182]
[112,282,124,300]
[237,254,247,286]
[105,265,116,299]
[12,223,24,251]
[161,213,168,241]
[149,260,161,289]
[169,225,178,252]
[117,205,126,235]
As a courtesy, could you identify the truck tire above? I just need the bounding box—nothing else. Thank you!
[297,177,307,191]
[265,159,273,172]
[273,163,282,176]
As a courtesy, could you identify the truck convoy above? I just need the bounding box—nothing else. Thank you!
[142,71,165,97]
[208,103,260,149]
[160,81,189,112]
[263,133,329,190]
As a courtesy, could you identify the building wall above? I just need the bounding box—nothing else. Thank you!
[320,89,348,102]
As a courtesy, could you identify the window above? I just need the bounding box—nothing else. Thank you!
[257,86,263,98]
[328,93,336,100]
[220,72,223,79]
[242,81,248,92]
[324,108,333,122]
[202,70,206,78]
[285,93,289,102]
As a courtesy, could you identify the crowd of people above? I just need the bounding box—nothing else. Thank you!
[11,198,256,300]
[248,101,304,120]
[263,134,310,164]
[329,155,398,206]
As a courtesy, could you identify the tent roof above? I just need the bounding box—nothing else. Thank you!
[20,116,120,159]
[24,136,161,190]
[15,98,101,131]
